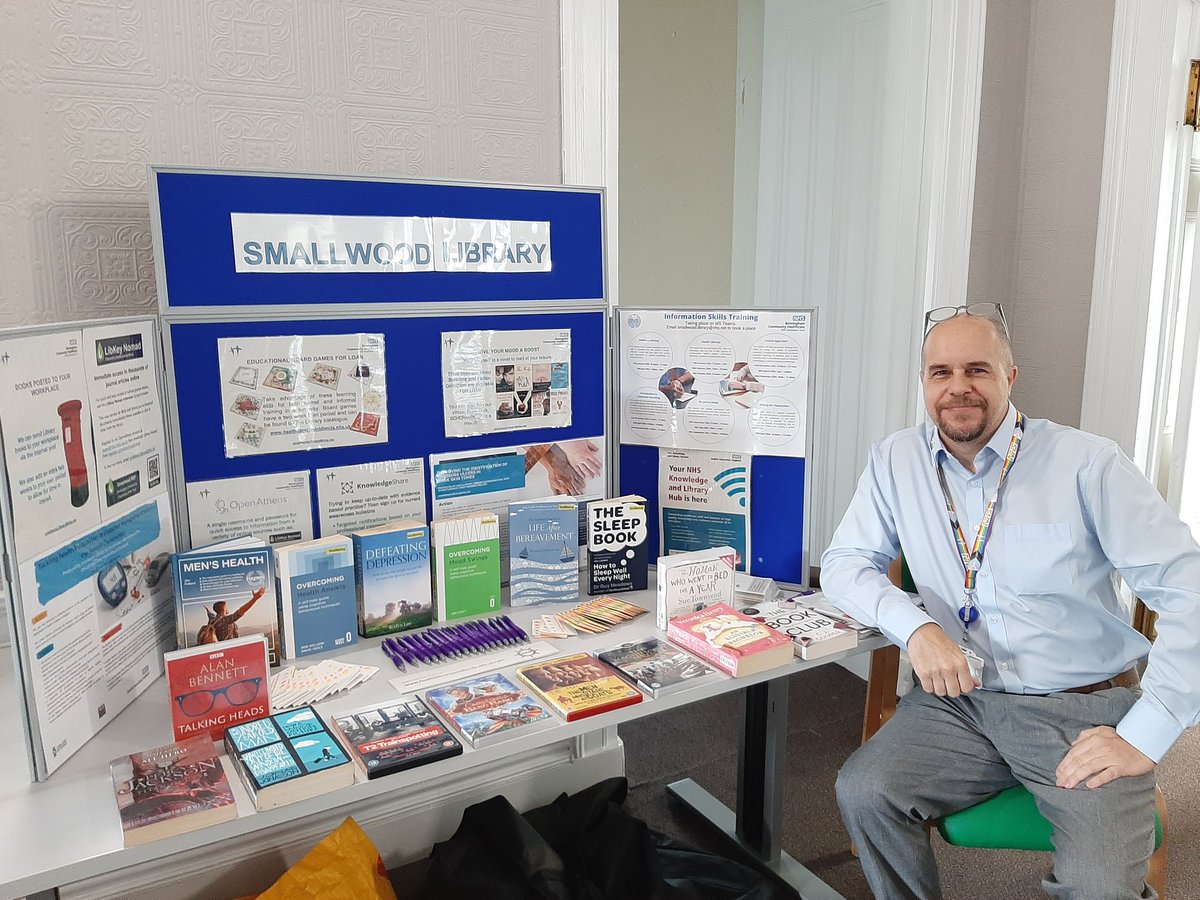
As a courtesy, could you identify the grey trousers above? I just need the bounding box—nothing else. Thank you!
[835,684,1157,899]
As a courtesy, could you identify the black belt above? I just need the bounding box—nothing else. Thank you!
[1056,668,1140,695]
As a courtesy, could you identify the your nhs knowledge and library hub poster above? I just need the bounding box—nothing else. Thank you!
[618,310,810,457]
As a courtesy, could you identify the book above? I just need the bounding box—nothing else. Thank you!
[508,496,580,606]
[666,602,794,677]
[163,634,270,742]
[329,697,463,779]
[655,545,738,630]
[172,537,281,666]
[734,573,778,606]
[110,734,236,847]
[741,600,859,660]
[514,652,644,721]
[274,535,359,658]
[223,706,354,811]
[596,636,718,697]
[424,672,557,747]
[431,513,501,620]
[351,520,433,637]
[586,495,649,595]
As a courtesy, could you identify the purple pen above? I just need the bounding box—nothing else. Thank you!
[425,628,459,657]
[410,632,440,662]
[482,616,513,645]
[399,633,431,664]
[500,614,529,642]
[418,630,452,660]
[381,640,406,671]
[385,637,416,666]
[446,624,477,652]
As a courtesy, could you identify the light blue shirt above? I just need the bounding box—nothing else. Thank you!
[820,403,1200,762]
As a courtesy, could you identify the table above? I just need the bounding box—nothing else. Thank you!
[0,583,897,900]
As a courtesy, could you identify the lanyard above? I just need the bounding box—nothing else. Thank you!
[933,411,1025,638]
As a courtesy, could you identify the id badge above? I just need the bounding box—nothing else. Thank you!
[960,645,984,682]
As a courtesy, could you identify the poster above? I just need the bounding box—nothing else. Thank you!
[186,470,314,547]
[618,309,811,457]
[659,449,750,570]
[441,328,572,437]
[0,320,176,778]
[15,497,175,775]
[315,458,426,535]
[429,435,605,572]
[217,333,387,458]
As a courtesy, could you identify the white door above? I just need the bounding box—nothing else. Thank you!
[739,0,987,561]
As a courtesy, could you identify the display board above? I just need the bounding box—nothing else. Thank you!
[0,317,178,780]
[616,308,815,584]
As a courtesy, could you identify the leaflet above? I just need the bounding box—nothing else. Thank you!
[659,449,751,570]
[186,470,314,547]
[315,458,426,535]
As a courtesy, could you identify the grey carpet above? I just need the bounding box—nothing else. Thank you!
[392,664,1200,898]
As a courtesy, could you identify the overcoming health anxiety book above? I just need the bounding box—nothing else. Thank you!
[274,535,358,658]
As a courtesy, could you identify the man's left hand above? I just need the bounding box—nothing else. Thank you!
[1055,725,1154,789]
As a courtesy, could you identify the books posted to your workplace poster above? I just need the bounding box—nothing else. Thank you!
[441,328,572,437]
[429,435,604,572]
[658,449,750,570]
[618,309,810,457]
[0,320,176,779]
[315,458,426,535]
[216,333,388,458]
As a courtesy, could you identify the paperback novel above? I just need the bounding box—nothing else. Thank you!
[424,672,556,747]
[274,535,358,658]
[330,697,463,779]
[741,600,859,660]
[655,545,737,630]
[163,634,270,742]
[586,495,648,595]
[172,538,281,665]
[508,496,580,606]
[666,602,794,677]
[223,706,354,811]
[514,652,643,721]
[351,520,433,637]
[596,636,717,697]
[431,513,501,620]
[110,734,236,847]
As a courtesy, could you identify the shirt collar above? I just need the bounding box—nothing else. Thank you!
[927,402,1019,468]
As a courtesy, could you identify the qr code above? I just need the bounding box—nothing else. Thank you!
[147,454,161,488]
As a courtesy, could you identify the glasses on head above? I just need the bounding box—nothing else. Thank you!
[173,677,263,717]
[924,302,1009,338]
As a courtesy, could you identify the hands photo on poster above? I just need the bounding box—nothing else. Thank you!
[315,458,426,535]
[441,328,572,437]
[619,309,811,457]
[659,449,750,571]
[217,333,387,457]
[186,471,314,547]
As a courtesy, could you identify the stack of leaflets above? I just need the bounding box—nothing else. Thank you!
[329,697,463,779]
[596,637,718,698]
[269,659,378,711]
[514,653,643,721]
[799,592,880,637]
[424,672,557,747]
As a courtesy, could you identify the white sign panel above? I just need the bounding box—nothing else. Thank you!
[315,458,426,536]
[659,448,750,570]
[231,213,435,273]
[432,218,551,272]
[618,309,811,457]
[186,470,314,547]
[442,328,572,437]
[217,333,387,457]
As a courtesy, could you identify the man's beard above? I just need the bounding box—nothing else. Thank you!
[937,400,989,443]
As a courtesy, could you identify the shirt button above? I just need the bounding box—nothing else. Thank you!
[989,615,998,623]
[969,480,979,488]
[1000,662,1010,670]
[980,571,989,579]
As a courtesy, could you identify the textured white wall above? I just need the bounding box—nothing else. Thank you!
[0,0,563,328]
[968,0,1115,426]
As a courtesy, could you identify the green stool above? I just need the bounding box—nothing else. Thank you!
[935,784,1168,896]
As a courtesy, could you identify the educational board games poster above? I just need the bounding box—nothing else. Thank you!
[441,328,572,437]
[618,309,811,457]
[15,495,176,778]
[0,320,167,563]
[659,449,750,570]
[186,470,314,547]
[315,458,426,536]
[217,333,387,457]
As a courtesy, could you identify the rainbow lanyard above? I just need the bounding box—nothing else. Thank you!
[933,411,1025,639]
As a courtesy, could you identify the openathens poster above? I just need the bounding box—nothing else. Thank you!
[618,309,811,458]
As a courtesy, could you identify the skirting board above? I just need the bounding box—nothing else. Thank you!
[60,731,624,900]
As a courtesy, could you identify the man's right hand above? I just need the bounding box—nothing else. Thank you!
[907,622,979,697]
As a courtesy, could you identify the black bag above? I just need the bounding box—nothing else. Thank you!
[419,777,794,900]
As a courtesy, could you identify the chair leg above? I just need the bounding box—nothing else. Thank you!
[1147,784,1168,898]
